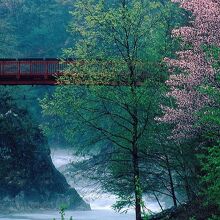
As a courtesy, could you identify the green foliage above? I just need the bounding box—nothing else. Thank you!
[208,215,220,220]
[1,0,217,218]
[0,0,67,143]
[52,206,74,220]
[59,205,66,220]
[0,10,16,56]
[201,143,220,207]
[42,0,186,217]
[197,45,220,210]
[0,0,72,58]
[112,195,134,213]
[0,88,49,194]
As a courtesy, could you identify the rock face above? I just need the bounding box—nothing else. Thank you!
[0,101,90,213]
[0,144,90,213]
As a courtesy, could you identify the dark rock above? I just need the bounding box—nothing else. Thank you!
[0,105,90,213]
[0,146,90,212]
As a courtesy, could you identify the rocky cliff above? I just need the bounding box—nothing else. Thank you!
[0,95,90,212]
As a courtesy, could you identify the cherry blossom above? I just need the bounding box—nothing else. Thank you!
[158,0,220,139]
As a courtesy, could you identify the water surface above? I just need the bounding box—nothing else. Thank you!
[0,210,135,220]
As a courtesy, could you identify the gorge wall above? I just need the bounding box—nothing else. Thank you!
[0,93,90,213]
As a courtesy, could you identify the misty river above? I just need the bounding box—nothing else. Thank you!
[0,149,160,220]
[0,210,135,220]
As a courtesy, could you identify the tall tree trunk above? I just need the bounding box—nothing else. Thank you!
[165,154,177,207]
[131,83,142,220]
[133,145,142,220]
[184,174,193,201]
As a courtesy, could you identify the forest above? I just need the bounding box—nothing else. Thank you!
[0,0,220,220]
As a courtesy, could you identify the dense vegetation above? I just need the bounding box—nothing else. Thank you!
[0,0,72,57]
[0,0,220,219]
[0,0,90,213]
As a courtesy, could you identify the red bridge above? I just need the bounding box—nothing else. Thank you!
[0,58,69,85]
[0,58,148,86]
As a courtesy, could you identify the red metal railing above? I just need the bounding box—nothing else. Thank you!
[0,59,68,85]
[0,58,149,86]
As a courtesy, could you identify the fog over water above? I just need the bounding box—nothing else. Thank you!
[50,149,161,211]
[0,210,135,220]
[50,148,117,211]
[0,148,160,220]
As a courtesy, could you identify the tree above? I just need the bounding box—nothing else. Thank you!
[201,143,220,208]
[41,0,185,219]
[157,0,220,210]
[0,0,16,57]
[158,0,220,139]
[0,0,72,57]
[198,47,220,208]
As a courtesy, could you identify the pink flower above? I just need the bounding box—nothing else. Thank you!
[158,0,220,139]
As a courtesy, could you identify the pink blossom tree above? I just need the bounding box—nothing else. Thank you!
[158,0,220,139]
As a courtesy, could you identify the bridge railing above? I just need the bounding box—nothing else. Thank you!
[0,58,153,85]
[0,59,70,83]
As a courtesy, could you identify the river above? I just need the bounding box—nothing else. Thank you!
[0,210,135,220]
[0,148,160,220]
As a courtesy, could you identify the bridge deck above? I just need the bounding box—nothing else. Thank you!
[0,58,147,86]
[0,59,66,85]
